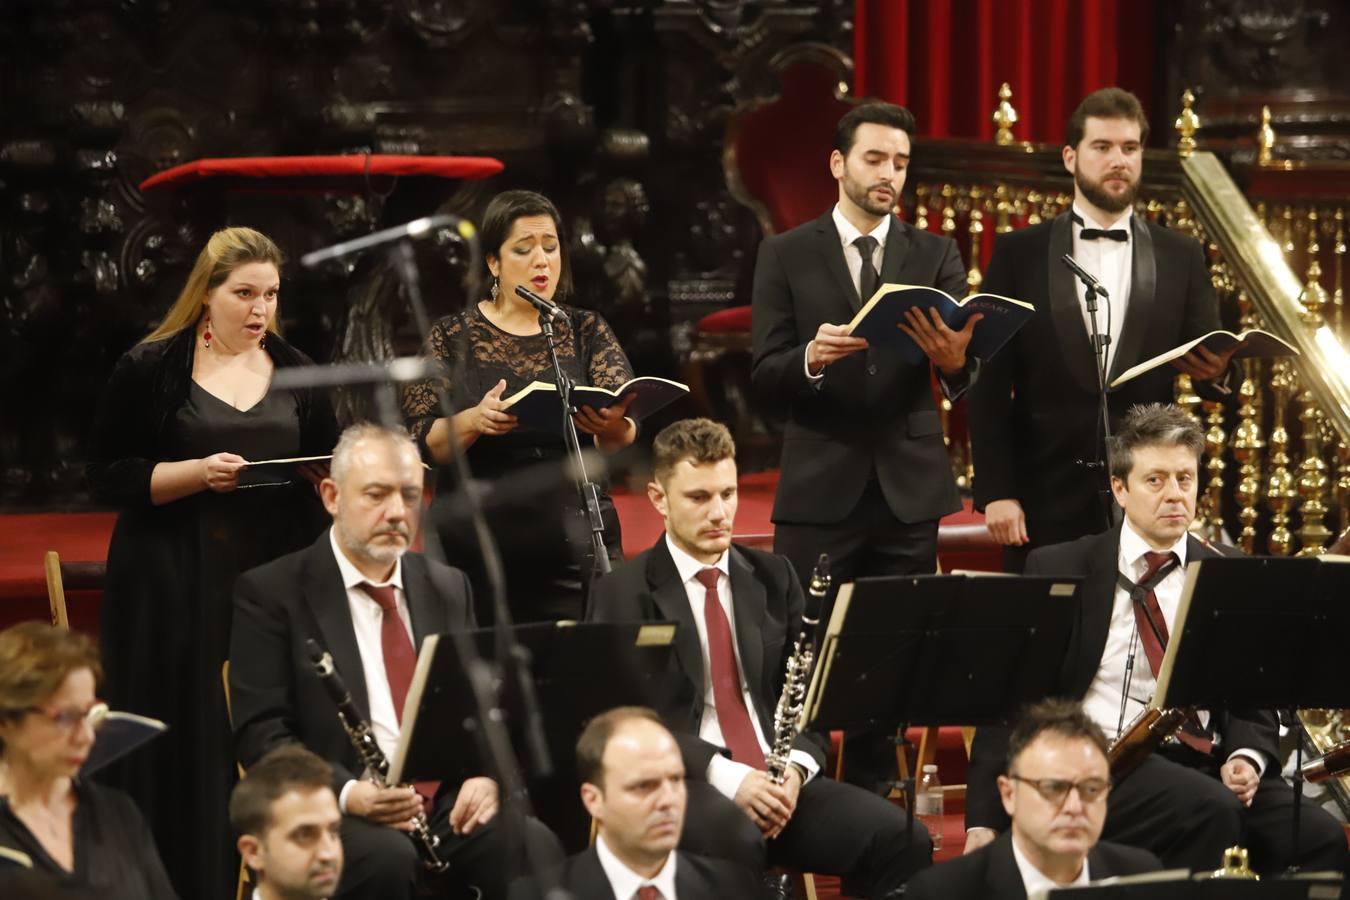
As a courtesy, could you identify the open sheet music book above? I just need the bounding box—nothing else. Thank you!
[843,283,1035,365]
[502,376,688,433]
[82,710,168,776]
[1109,329,1298,388]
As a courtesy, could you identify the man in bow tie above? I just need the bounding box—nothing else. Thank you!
[229,423,562,899]
[969,87,1240,571]
[963,404,1347,875]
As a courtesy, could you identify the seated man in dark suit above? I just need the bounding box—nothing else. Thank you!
[589,418,930,898]
[229,422,561,900]
[965,404,1348,876]
[908,699,1158,900]
[512,706,758,899]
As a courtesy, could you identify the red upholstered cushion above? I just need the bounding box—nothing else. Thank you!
[139,154,504,193]
[696,305,752,334]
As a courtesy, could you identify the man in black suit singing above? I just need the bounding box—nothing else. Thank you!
[908,699,1159,900]
[752,99,979,792]
[512,706,758,899]
[589,418,929,898]
[970,87,1238,572]
[963,404,1347,876]
[229,422,561,900]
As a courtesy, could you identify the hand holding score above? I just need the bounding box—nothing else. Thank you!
[898,306,982,376]
[201,452,247,493]
[1171,344,1236,381]
[574,393,636,448]
[806,323,869,375]
[473,379,518,437]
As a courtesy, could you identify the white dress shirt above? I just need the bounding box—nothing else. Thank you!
[1081,520,1264,774]
[1012,833,1091,896]
[803,205,891,385]
[595,833,679,900]
[664,535,820,800]
[1070,202,1133,379]
[327,527,413,811]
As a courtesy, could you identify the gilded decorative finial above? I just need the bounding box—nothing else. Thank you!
[1257,105,1275,165]
[993,82,1018,145]
[1175,89,1199,158]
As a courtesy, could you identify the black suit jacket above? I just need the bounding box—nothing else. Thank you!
[229,530,477,795]
[508,845,759,900]
[751,210,970,525]
[969,213,1229,533]
[965,525,1278,830]
[906,831,1161,900]
[587,538,829,776]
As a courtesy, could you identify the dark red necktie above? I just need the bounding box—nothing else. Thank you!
[637,887,663,900]
[1130,552,1213,755]
[696,568,766,770]
[357,582,438,809]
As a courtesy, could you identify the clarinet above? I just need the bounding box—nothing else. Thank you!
[305,639,450,873]
[766,554,830,785]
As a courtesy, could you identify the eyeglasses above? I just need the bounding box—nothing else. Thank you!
[23,701,109,732]
[1009,775,1111,805]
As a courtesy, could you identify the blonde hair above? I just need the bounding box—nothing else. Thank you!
[142,227,285,343]
[0,622,102,752]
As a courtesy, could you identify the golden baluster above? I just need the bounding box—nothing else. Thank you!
[941,184,957,243]
[1299,208,1329,329]
[1280,205,1296,257]
[1232,373,1265,554]
[915,184,930,232]
[1201,399,1227,540]
[994,184,1014,234]
[1026,189,1043,226]
[992,82,1019,145]
[1266,360,1297,556]
[1175,88,1200,158]
[967,185,985,293]
[1333,207,1345,335]
[1295,391,1331,555]
[1175,375,1202,423]
[1335,438,1350,543]
[1257,105,1275,165]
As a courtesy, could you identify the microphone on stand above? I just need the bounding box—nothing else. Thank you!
[300,214,477,268]
[1060,253,1110,297]
[513,285,568,323]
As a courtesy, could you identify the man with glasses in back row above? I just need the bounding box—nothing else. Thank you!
[907,699,1159,900]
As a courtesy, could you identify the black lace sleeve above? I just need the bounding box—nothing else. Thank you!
[578,310,634,390]
[401,314,463,462]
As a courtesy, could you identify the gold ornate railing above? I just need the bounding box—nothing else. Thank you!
[910,86,1350,812]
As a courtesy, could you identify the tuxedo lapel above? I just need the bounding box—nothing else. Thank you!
[647,541,705,703]
[1047,212,1101,389]
[301,532,372,720]
[570,846,619,900]
[878,214,912,289]
[1068,526,1126,694]
[400,555,442,649]
[815,211,865,311]
[984,832,1030,900]
[728,547,768,710]
[1107,217,1158,383]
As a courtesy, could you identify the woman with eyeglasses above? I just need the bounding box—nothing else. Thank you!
[0,622,176,899]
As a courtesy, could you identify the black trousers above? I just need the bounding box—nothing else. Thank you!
[679,777,931,898]
[336,792,563,900]
[1105,747,1348,876]
[775,479,939,794]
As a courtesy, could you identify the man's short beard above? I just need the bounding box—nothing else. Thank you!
[336,519,407,566]
[844,173,894,218]
[1075,169,1138,215]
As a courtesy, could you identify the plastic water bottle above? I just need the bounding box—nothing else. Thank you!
[915,763,944,851]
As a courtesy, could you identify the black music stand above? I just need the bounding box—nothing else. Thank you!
[388,621,678,786]
[1042,873,1344,899]
[801,572,1082,847]
[1151,555,1350,876]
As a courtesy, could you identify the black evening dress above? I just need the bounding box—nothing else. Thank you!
[0,781,178,900]
[86,327,335,900]
[403,303,633,623]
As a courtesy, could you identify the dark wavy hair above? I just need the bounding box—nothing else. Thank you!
[479,189,573,300]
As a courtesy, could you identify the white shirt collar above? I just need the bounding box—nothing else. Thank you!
[1119,518,1189,572]
[595,833,678,900]
[665,533,729,587]
[832,203,890,251]
[329,526,405,592]
[1011,832,1091,894]
[1071,201,1133,234]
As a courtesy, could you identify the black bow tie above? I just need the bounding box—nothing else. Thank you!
[1072,212,1129,242]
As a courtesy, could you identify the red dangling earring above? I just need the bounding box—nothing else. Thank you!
[202,312,212,349]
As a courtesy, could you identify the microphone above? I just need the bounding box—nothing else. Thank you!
[1300,739,1350,784]
[1061,253,1109,298]
[301,214,477,268]
[514,284,567,323]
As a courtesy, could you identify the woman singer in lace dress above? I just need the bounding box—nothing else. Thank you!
[403,190,637,623]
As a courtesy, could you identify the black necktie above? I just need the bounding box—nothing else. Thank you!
[1072,212,1128,242]
[854,235,879,303]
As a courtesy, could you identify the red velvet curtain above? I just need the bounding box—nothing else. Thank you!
[854,0,1156,143]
